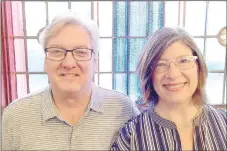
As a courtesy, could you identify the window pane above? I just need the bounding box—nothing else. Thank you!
[113,38,128,72]
[71,2,91,18]
[194,38,204,55]
[99,74,112,90]
[113,1,128,37]
[207,1,226,35]
[93,1,98,22]
[164,1,179,27]
[224,85,226,104]
[27,39,45,72]
[48,2,69,22]
[94,73,98,85]
[12,1,24,36]
[129,2,148,36]
[29,74,48,93]
[185,1,206,36]
[129,74,141,102]
[206,73,224,105]
[113,73,127,95]
[224,84,226,104]
[99,39,112,72]
[14,39,26,72]
[99,2,113,37]
[25,2,46,36]
[129,38,147,72]
[148,2,164,35]
[16,74,28,98]
[206,38,226,71]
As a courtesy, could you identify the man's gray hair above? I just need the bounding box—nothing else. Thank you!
[38,10,100,56]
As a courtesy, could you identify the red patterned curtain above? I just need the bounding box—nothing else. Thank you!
[1,1,17,109]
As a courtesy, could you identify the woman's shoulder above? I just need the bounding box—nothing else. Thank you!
[111,110,152,147]
[125,109,149,124]
[205,104,227,120]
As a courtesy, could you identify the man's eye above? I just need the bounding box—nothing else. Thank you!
[50,50,64,55]
[77,50,86,54]
[74,49,88,55]
[54,50,63,53]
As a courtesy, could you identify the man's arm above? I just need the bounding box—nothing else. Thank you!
[2,108,13,150]
[131,99,141,117]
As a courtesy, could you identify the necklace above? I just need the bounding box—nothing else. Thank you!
[176,107,202,131]
[154,106,202,132]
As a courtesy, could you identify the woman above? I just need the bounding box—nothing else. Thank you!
[111,27,226,151]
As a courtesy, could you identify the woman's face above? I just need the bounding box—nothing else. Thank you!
[152,41,198,105]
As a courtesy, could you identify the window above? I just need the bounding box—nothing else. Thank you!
[11,1,226,105]
[165,1,226,105]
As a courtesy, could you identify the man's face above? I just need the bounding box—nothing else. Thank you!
[44,24,96,93]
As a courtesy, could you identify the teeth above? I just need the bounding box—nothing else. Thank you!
[64,74,76,77]
[165,84,184,89]
[61,74,78,76]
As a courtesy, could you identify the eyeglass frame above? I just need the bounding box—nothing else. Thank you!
[44,47,94,61]
[154,55,198,73]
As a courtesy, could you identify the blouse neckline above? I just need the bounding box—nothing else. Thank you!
[147,105,208,130]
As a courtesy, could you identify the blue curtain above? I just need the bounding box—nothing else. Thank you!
[113,1,164,102]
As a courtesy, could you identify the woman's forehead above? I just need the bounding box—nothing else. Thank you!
[159,41,193,60]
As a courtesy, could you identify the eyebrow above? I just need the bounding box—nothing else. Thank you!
[73,45,91,49]
[47,44,64,48]
[47,44,90,49]
[159,55,192,61]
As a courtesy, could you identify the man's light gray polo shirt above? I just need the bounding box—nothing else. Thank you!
[2,84,140,150]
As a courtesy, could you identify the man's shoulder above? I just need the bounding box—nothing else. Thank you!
[94,85,140,114]
[2,87,48,117]
[96,85,130,100]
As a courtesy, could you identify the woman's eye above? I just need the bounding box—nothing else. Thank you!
[179,58,189,63]
[157,62,167,66]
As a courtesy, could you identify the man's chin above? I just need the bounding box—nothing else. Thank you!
[56,84,82,93]
[64,86,81,92]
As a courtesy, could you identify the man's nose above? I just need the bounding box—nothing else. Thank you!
[61,52,78,69]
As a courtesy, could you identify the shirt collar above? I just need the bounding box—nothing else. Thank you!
[89,83,104,113]
[42,83,104,122]
[42,85,59,122]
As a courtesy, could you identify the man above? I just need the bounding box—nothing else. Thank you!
[2,12,139,150]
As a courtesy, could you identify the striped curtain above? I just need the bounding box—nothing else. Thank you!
[113,1,164,103]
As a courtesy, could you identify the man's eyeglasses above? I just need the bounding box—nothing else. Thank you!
[44,47,94,61]
[154,56,198,73]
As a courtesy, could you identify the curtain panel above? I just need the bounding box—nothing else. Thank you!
[1,1,17,109]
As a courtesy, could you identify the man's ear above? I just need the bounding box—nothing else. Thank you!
[94,55,98,72]
[92,56,98,83]
[44,58,47,72]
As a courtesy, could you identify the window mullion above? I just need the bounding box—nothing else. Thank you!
[22,1,30,93]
